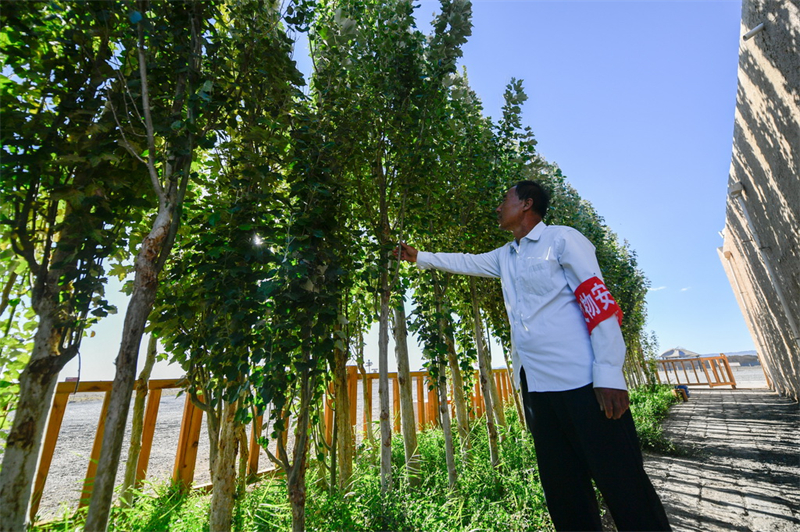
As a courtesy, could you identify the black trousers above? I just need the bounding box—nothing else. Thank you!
[520,369,671,532]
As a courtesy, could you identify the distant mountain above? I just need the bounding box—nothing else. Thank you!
[707,350,757,357]
[699,349,760,365]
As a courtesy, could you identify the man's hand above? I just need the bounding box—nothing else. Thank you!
[394,242,418,263]
[594,387,630,420]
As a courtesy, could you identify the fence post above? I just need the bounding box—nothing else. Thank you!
[324,382,334,446]
[29,389,70,519]
[415,374,425,430]
[135,387,162,488]
[392,377,401,433]
[78,390,112,507]
[247,415,263,478]
[172,394,204,490]
[680,360,691,383]
[474,376,483,418]
[347,366,358,430]
[363,375,373,437]
[494,371,504,406]
[426,375,438,428]
[720,354,737,389]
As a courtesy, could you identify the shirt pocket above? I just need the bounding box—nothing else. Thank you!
[519,257,557,296]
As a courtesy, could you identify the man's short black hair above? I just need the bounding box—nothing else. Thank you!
[515,180,550,218]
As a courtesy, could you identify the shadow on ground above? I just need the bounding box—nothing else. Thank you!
[643,389,800,532]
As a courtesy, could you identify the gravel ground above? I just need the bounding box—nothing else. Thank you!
[31,378,397,521]
[25,366,772,521]
[34,390,202,521]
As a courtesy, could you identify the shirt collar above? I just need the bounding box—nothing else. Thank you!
[510,222,547,252]
[523,221,547,242]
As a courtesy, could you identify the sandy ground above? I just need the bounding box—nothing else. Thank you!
[22,366,769,521]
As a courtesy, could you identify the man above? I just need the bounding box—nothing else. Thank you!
[396,180,670,531]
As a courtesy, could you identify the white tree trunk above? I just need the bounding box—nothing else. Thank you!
[0,307,63,531]
[436,359,458,489]
[445,331,471,454]
[288,369,315,532]
[332,340,353,488]
[470,278,500,468]
[209,400,238,532]
[500,342,525,425]
[482,322,506,428]
[393,303,420,486]
[357,361,374,443]
[120,334,158,507]
[377,282,393,492]
[85,209,172,531]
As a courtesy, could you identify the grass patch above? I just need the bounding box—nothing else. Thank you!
[35,384,680,531]
[630,383,682,454]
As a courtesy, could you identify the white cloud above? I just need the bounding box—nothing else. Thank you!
[649,286,667,292]
[680,287,691,292]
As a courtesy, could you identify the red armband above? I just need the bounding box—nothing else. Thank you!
[574,277,623,334]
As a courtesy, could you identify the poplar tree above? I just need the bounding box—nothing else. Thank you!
[0,4,144,527]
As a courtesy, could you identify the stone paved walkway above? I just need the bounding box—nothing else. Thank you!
[643,389,800,532]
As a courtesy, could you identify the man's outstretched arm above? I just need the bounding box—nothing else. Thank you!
[395,242,502,278]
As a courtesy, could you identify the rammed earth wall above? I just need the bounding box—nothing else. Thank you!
[719,0,800,400]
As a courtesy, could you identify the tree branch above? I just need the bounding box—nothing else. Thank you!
[136,19,165,202]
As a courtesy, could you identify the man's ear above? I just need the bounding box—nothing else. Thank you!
[522,197,534,211]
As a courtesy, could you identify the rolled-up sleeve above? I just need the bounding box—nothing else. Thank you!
[417,248,502,278]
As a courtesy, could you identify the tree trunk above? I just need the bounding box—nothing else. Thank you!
[209,400,238,532]
[500,342,525,425]
[355,331,374,443]
[85,4,200,525]
[288,368,315,532]
[482,321,506,428]
[202,398,221,481]
[469,278,500,468]
[85,208,172,531]
[120,334,158,507]
[0,303,65,531]
[445,329,471,455]
[329,401,338,492]
[429,271,463,479]
[392,302,420,487]
[377,270,393,492]
[436,358,458,489]
[236,421,248,497]
[332,338,353,489]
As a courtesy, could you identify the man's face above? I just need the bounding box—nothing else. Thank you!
[496,187,526,231]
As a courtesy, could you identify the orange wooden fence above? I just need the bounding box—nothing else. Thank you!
[655,354,737,388]
[323,367,516,442]
[32,367,515,519]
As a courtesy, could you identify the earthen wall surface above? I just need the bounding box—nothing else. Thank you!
[720,0,800,400]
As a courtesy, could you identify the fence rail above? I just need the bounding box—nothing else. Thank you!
[32,367,515,520]
[655,354,737,389]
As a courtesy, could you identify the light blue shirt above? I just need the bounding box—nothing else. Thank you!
[416,222,628,392]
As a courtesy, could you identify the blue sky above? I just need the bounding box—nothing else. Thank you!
[428,0,751,357]
[61,0,753,381]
